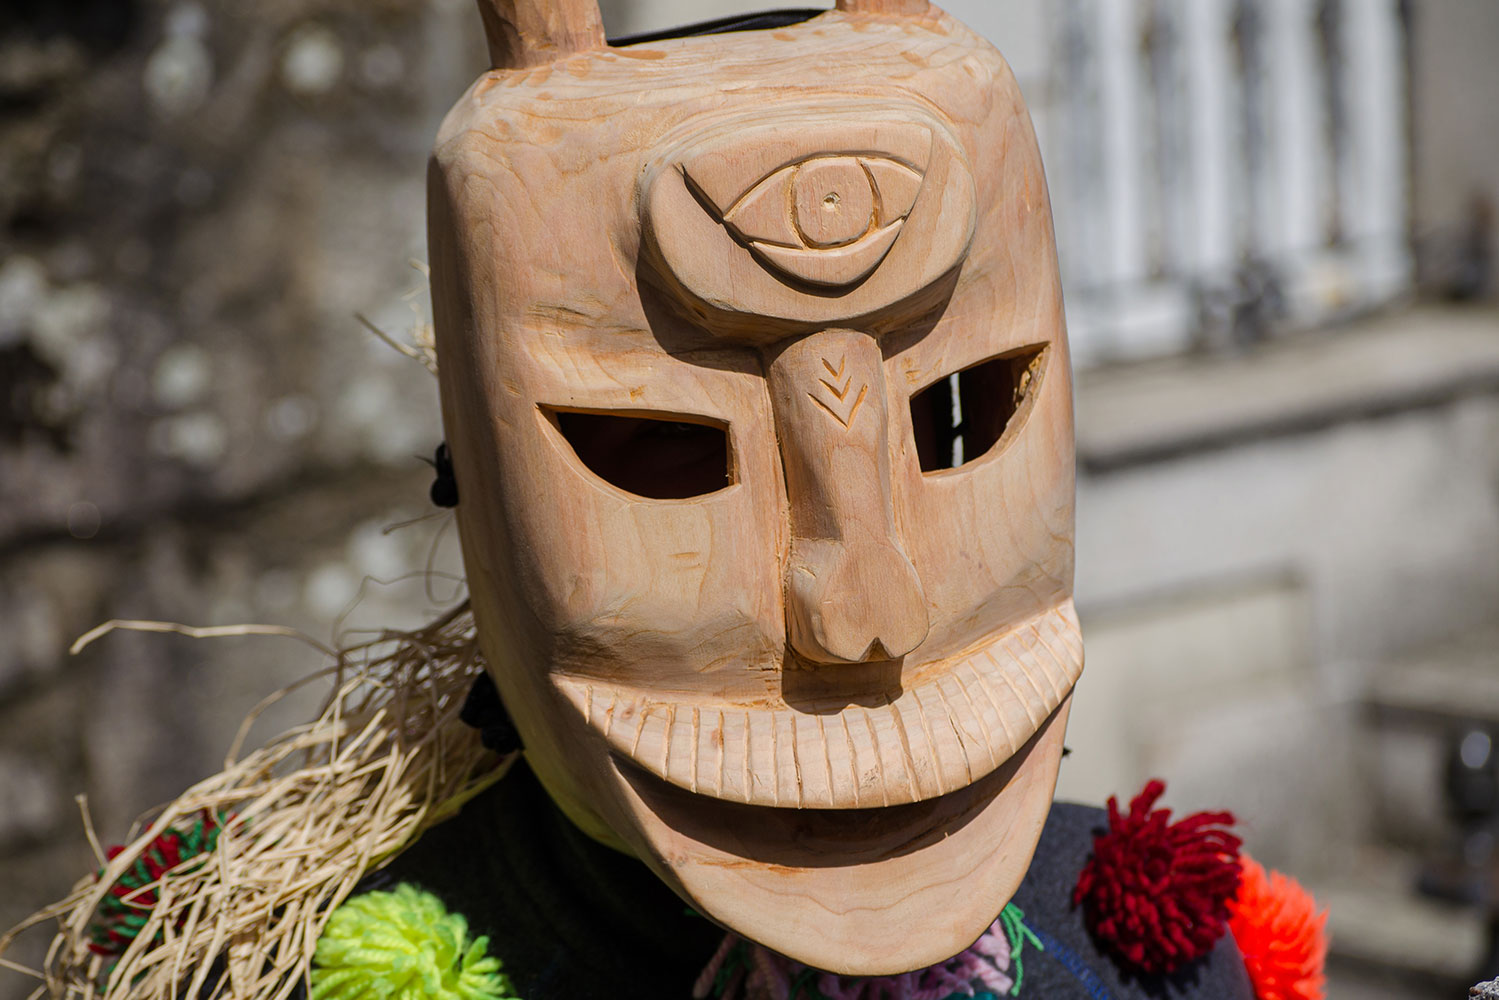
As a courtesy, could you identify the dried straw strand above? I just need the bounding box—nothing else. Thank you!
[0,602,509,1000]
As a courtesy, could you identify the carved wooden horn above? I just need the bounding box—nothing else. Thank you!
[476,0,605,70]
[835,0,931,14]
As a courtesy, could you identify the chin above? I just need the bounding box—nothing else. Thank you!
[521,602,1083,975]
[597,695,1073,976]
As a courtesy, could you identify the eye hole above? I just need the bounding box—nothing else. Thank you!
[548,410,733,500]
[909,346,1048,474]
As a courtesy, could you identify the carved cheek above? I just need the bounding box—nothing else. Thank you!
[893,343,1076,653]
[480,355,790,695]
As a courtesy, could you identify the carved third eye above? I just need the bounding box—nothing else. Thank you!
[642,111,976,328]
[713,154,925,288]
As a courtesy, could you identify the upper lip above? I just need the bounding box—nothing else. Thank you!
[556,600,1082,810]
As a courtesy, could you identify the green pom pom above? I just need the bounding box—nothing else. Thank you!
[310,884,517,1000]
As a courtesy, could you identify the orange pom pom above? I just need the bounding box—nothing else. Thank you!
[1228,855,1329,1000]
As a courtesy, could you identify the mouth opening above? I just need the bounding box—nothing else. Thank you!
[613,700,1067,869]
[556,602,1083,811]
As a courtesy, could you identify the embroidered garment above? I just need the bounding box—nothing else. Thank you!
[693,904,1035,999]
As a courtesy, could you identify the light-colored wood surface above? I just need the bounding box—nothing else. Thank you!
[768,328,930,666]
[836,0,932,15]
[624,697,1075,976]
[558,604,1081,808]
[430,0,1078,975]
[476,0,605,70]
[644,109,977,332]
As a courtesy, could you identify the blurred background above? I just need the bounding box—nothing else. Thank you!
[0,0,1495,996]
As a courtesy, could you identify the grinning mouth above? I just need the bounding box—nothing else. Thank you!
[556,601,1082,810]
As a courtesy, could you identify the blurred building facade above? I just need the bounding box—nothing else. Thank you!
[1,1,1496,997]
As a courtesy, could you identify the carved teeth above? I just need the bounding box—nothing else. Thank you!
[558,601,1082,810]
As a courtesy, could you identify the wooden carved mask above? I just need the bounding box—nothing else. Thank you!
[429,0,1081,975]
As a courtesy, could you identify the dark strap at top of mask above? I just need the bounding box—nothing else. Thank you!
[607,8,826,48]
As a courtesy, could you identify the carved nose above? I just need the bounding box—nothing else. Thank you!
[767,328,930,664]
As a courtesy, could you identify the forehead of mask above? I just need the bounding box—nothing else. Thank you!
[430,7,1074,814]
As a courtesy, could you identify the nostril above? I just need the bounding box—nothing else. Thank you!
[786,538,930,665]
[781,650,905,713]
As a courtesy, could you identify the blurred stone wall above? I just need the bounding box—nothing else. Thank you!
[0,0,486,985]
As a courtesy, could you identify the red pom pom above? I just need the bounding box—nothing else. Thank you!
[87,811,227,957]
[1228,855,1328,1000]
[1073,779,1243,975]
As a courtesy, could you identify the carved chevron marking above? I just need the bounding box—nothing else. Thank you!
[809,355,869,428]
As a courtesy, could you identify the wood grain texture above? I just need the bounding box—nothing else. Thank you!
[558,602,1081,808]
[475,0,605,70]
[768,328,930,665]
[645,109,976,331]
[622,696,1074,976]
[837,0,933,15]
[429,0,1079,976]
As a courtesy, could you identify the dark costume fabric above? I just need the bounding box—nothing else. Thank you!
[332,762,1255,1000]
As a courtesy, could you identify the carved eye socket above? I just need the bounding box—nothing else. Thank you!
[909,346,1048,474]
[686,153,925,289]
[547,409,733,500]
